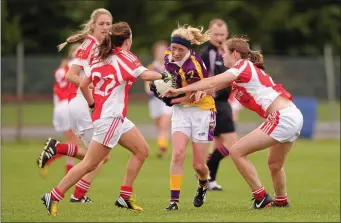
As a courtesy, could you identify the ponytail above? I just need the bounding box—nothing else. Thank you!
[97,34,113,62]
[249,50,264,70]
[57,33,88,51]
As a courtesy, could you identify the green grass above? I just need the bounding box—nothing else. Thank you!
[2,101,340,127]
[1,139,340,222]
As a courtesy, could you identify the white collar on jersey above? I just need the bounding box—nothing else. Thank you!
[168,51,191,67]
[87,35,100,45]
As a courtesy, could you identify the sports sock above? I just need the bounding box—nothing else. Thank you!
[65,164,74,174]
[274,193,288,205]
[65,158,75,174]
[73,179,91,199]
[252,185,267,201]
[196,172,209,188]
[157,137,168,153]
[51,187,64,201]
[56,144,78,157]
[170,175,183,202]
[120,185,133,200]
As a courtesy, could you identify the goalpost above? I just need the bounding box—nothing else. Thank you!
[16,42,24,142]
[323,44,337,122]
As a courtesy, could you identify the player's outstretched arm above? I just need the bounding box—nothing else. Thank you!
[161,71,236,98]
[79,76,94,107]
[66,64,83,86]
[139,70,171,81]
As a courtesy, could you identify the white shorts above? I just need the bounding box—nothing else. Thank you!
[171,105,216,143]
[92,117,135,148]
[53,100,71,132]
[68,96,94,137]
[259,102,304,142]
[148,96,173,119]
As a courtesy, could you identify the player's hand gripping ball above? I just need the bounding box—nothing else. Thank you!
[153,71,176,95]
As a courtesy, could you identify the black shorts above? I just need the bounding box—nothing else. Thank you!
[214,100,235,136]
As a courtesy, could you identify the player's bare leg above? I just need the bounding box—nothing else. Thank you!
[114,127,149,212]
[229,128,278,209]
[268,142,293,207]
[37,137,87,169]
[165,131,189,211]
[41,140,109,216]
[192,142,210,207]
[65,130,78,174]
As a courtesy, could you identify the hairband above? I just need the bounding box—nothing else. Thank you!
[171,37,191,48]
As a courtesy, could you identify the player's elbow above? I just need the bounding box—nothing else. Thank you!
[66,72,73,82]
[139,72,152,81]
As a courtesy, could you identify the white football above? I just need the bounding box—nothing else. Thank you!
[154,78,175,95]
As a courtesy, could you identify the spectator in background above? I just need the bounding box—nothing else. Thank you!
[200,19,237,191]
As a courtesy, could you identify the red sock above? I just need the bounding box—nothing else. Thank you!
[51,187,64,201]
[252,186,267,200]
[274,194,288,205]
[46,154,62,165]
[56,144,78,157]
[73,179,91,199]
[65,164,74,174]
[120,185,133,200]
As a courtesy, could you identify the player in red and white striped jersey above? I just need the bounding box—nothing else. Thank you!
[37,9,113,207]
[40,44,82,177]
[162,37,303,209]
[40,21,172,216]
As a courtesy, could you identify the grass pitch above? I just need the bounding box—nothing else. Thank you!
[1,139,340,222]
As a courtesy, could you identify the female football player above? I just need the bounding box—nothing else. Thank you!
[42,43,82,177]
[162,36,303,209]
[150,24,215,211]
[40,21,173,216]
[37,8,113,203]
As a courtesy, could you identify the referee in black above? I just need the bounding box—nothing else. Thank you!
[200,19,237,191]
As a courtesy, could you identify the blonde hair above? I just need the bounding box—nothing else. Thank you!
[57,8,112,51]
[171,24,210,45]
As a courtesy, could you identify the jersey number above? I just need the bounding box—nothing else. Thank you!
[92,72,116,96]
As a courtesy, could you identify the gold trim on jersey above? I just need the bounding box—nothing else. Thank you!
[190,56,204,79]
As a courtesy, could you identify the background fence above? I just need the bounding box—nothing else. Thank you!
[2,54,340,100]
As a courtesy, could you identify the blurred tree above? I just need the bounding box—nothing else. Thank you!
[3,0,106,55]
[1,1,21,54]
[2,0,340,56]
